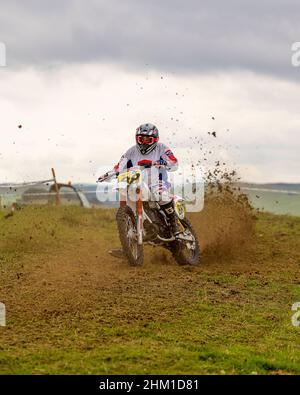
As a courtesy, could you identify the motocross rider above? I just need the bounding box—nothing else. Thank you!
[99,123,181,236]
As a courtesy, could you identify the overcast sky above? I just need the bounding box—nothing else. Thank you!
[0,0,300,183]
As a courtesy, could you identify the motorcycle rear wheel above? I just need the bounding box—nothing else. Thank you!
[116,205,144,266]
[171,218,201,266]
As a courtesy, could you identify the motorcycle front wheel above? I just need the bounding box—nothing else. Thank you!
[116,205,144,266]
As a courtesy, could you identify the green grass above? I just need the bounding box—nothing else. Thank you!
[0,206,300,374]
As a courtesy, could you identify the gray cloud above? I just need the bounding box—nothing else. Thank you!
[0,0,300,80]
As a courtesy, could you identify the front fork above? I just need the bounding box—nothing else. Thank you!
[136,187,143,245]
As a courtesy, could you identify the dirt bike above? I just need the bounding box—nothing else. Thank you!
[98,163,201,266]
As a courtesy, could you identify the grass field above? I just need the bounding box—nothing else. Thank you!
[0,203,300,374]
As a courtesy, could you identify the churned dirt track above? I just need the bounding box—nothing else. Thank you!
[1,192,300,374]
[0,190,254,320]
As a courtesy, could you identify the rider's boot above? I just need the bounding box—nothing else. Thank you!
[161,201,181,236]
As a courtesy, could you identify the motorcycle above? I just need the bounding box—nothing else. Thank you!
[98,163,201,266]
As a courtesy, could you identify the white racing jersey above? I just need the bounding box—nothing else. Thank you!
[113,143,178,203]
[113,143,178,174]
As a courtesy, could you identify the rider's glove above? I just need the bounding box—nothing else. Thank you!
[97,172,109,183]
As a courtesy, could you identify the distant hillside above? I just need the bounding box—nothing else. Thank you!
[238,183,300,216]
[239,183,300,193]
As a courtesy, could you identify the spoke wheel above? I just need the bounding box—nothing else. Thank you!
[116,206,144,266]
[171,218,201,266]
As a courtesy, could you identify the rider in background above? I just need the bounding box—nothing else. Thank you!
[100,123,180,235]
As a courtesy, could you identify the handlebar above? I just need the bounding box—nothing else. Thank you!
[97,162,168,183]
[97,170,116,183]
[138,160,168,169]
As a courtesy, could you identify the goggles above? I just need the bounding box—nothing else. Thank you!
[136,135,157,145]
